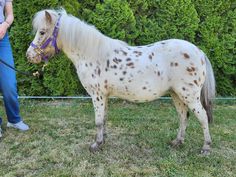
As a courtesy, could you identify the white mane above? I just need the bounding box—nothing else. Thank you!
[33,8,128,60]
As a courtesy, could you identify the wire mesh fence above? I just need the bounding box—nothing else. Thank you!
[0,96,235,106]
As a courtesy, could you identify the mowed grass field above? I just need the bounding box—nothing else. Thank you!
[0,99,235,177]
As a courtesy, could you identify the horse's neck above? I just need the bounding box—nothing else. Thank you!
[59,18,102,60]
[60,43,105,66]
[58,15,127,64]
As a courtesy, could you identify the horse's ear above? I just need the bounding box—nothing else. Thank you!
[45,11,52,24]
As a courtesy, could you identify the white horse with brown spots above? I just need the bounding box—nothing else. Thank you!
[26,9,215,155]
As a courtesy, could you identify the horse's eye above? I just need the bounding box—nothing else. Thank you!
[40,31,45,35]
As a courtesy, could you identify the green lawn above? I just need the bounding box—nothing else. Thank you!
[0,99,235,177]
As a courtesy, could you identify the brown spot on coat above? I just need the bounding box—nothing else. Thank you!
[194,80,199,86]
[186,67,196,72]
[111,65,117,69]
[126,58,131,62]
[186,67,192,72]
[133,51,142,57]
[126,62,134,67]
[149,55,152,60]
[97,68,101,76]
[170,62,179,67]
[183,53,190,59]
[106,60,110,68]
[188,83,194,86]
[113,57,121,64]
[114,49,119,54]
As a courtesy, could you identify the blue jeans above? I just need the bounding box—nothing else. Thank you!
[0,33,21,125]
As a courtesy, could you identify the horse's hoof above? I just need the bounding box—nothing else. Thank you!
[89,143,100,153]
[89,141,104,153]
[170,139,183,148]
[201,148,210,155]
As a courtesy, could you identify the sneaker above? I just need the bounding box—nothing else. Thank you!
[7,121,29,131]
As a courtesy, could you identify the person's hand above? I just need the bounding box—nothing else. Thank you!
[0,22,9,39]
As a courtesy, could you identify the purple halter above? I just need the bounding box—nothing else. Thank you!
[30,15,62,61]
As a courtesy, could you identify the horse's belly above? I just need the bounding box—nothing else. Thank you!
[110,77,169,102]
[113,92,162,103]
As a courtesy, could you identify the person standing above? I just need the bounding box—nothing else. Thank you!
[0,0,29,137]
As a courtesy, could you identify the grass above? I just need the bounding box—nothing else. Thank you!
[0,99,235,177]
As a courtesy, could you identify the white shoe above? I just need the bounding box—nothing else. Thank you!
[7,121,29,131]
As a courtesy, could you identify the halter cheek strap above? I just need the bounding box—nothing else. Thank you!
[30,15,62,61]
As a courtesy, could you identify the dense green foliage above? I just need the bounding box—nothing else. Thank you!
[10,0,236,96]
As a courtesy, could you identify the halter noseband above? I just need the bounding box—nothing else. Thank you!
[30,15,62,61]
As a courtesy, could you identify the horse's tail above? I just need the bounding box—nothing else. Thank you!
[201,54,216,123]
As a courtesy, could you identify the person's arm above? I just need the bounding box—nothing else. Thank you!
[0,1,14,39]
[4,1,14,26]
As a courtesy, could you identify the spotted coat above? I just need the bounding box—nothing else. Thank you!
[26,9,215,155]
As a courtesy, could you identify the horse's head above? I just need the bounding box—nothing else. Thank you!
[26,10,62,64]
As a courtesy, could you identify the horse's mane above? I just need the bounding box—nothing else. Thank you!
[33,8,128,60]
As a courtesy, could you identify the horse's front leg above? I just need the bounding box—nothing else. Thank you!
[89,95,108,152]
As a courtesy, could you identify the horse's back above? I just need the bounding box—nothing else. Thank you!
[77,38,206,103]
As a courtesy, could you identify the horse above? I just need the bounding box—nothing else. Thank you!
[26,9,215,155]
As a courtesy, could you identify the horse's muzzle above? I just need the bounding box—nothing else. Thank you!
[26,51,42,64]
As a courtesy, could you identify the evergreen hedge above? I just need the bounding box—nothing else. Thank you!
[9,0,236,96]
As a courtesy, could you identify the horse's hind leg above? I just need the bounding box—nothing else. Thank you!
[170,92,189,147]
[187,100,212,155]
[89,95,108,152]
